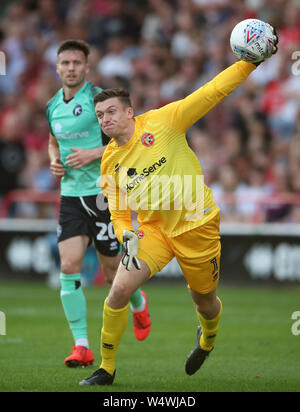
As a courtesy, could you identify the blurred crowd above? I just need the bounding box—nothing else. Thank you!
[0,0,300,222]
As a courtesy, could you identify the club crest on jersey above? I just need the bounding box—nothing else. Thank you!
[136,230,145,239]
[141,133,155,147]
[73,104,82,116]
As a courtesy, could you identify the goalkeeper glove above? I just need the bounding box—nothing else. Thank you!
[122,230,141,271]
[255,25,279,66]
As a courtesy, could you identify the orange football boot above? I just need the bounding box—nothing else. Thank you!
[132,291,151,341]
[64,345,94,367]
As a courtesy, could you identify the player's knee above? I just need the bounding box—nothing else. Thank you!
[108,282,131,308]
[61,258,82,275]
[195,296,220,319]
[195,301,212,315]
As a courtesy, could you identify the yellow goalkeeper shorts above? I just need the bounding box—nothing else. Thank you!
[136,213,221,294]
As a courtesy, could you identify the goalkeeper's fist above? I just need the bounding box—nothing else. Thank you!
[122,230,141,271]
[268,24,279,56]
[255,24,279,66]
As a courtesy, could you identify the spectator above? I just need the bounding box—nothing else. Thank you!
[0,112,26,197]
[235,167,272,222]
[97,36,134,80]
[289,204,300,223]
[211,164,243,222]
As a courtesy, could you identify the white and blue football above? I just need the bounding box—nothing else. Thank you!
[230,19,276,63]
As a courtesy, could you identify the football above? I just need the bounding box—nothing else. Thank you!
[230,19,276,63]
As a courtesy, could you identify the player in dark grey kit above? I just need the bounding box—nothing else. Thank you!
[47,40,151,367]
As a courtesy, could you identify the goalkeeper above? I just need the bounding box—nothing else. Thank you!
[80,28,278,385]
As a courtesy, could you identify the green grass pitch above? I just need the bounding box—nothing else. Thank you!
[0,280,299,392]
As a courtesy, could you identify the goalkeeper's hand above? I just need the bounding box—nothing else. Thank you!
[122,230,141,271]
[255,25,279,66]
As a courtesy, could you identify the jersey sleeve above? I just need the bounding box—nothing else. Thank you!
[45,100,54,135]
[152,61,256,132]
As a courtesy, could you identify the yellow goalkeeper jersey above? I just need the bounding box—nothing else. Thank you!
[101,61,256,242]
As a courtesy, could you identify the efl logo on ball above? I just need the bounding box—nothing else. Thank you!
[245,21,264,45]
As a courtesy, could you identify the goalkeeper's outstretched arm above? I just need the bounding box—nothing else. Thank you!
[153,23,278,134]
[153,61,256,133]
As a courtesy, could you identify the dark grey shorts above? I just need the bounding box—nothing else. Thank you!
[57,194,121,257]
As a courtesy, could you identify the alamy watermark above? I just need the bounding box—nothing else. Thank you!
[0,51,6,75]
[291,51,300,76]
[291,311,300,336]
[97,170,205,222]
[0,311,6,335]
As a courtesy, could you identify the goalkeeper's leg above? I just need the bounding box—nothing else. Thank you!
[191,289,222,350]
[185,289,222,375]
[97,251,151,341]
